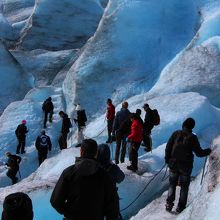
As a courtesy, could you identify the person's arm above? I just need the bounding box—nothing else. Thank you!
[104,175,120,220]
[115,166,125,184]
[50,170,68,214]
[128,121,137,141]
[35,137,40,150]
[192,135,211,157]
[165,132,177,163]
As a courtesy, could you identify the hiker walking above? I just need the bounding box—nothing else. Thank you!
[50,139,119,220]
[142,103,155,152]
[35,130,52,166]
[5,152,21,185]
[58,111,71,150]
[15,120,28,154]
[106,99,115,143]
[112,101,131,164]
[165,118,211,213]
[42,97,54,128]
[73,104,87,144]
[127,112,143,172]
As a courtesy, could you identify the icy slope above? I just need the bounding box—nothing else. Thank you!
[0,41,32,113]
[131,136,220,220]
[63,0,199,116]
[18,0,103,50]
[0,13,16,40]
[147,37,220,107]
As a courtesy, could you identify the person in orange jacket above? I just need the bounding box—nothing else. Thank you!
[127,112,143,172]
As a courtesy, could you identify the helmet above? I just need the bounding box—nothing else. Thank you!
[21,120,27,124]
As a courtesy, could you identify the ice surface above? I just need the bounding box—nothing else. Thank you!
[18,0,103,50]
[63,0,199,116]
[0,41,32,113]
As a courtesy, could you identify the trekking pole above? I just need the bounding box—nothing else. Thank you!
[200,156,208,185]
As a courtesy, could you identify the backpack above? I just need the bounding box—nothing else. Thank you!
[67,118,72,128]
[39,135,48,148]
[152,109,160,126]
[2,192,33,220]
[171,131,192,161]
[7,155,21,168]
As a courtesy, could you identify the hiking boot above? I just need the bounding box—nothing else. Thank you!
[165,203,173,212]
[127,165,137,172]
[144,147,152,152]
[16,151,20,154]
[21,150,26,154]
[120,160,124,163]
[176,207,184,213]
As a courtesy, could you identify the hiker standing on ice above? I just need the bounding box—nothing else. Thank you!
[165,118,211,213]
[15,120,28,154]
[112,101,131,164]
[50,139,119,220]
[142,103,154,152]
[127,113,143,172]
[106,99,115,143]
[73,104,87,144]
[42,97,54,128]
[5,152,21,185]
[58,111,71,150]
[35,130,52,166]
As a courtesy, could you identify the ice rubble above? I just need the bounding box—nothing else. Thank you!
[17,0,103,50]
[0,41,32,113]
[63,0,199,116]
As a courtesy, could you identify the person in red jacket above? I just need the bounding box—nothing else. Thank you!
[127,112,143,172]
[106,99,115,143]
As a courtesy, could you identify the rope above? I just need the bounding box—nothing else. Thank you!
[120,163,166,212]
[84,126,107,139]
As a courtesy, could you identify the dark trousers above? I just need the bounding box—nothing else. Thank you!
[16,137,26,154]
[44,111,53,127]
[58,133,68,150]
[166,171,191,210]
[129,141,141,169]
[107,119,114,141]
[115,132,127,163]
[7,168,18,185]
[38,150,48,166]
[143,131,152,151]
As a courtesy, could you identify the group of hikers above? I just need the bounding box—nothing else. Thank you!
[1,97,212,220]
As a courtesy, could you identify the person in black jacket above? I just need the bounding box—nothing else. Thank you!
[165,118,211,213]
[112,101,131,164]
[5,152,21,185]
[58,111,71,150]
[35,130,52,166]
[50,139,119,220]
[42,97,54,128]
[142,103,154,152]
[15,120,28,154]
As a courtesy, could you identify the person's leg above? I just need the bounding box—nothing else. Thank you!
[16,139,21,154]
[166,171,179,211]
[77,127,84,144]
[131,142,140,169]
[144,134,152,152]
[7,169,18,185]
[49,111,53,123]
[62,133,68,149]
[58,134,63,150]
[120,137,127,163]
[44,111,48,128]
[107,120,113,142]
[21,137,26,154]
[177,174,191,212]
[115,132,122,164]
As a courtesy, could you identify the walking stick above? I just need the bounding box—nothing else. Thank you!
[200,156,208,185]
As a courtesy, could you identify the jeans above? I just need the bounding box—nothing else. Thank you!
[115,131,127,163]
[16,137,26,154]
[107,119,114,141]
[166,171,191,210]
[129,141,141,169]
[44,111,53,127]
[58,133,68,150]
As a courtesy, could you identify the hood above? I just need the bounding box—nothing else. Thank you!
[74,157,99,176]
[97,144,110,165]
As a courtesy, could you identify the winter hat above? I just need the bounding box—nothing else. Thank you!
[97,144,111,165]
[143,103,149,109]
[75,104,81,111]
[48,97,52,101]
[136,109,142,116]
[81,139,98,158]
[107,99,112,104]
[21,120,26,124]
[182,118,195,129]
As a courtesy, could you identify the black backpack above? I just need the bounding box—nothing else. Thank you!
[39,135,48,148]
[2,192,33,220]
[152,109,160,126]
[171,131,193,161]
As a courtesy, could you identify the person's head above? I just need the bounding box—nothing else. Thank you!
[107,99,112,105]
[130,113,138,122]
[5,152,11,157]
[41,130,46,135]
[122,101,128,109]
[59,111,65,118]
[21,120,26,125]
[80,139,98,159]
[97,144,111,165]
[48,97,52,101]
[75,104,81,111]
[143,103,149,111]
[136,109,141,116]
[182,118,195,130]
